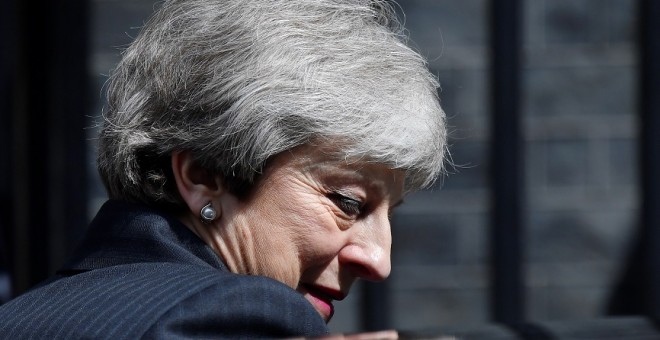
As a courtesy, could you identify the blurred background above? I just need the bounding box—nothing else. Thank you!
[1,0,659,337]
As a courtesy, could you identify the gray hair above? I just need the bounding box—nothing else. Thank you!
[98,0,447,208]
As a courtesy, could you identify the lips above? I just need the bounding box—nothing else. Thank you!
[299,284,345,322]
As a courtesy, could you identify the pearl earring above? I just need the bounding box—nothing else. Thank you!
[200,202,217,223]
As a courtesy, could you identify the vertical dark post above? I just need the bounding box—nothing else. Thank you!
[639,0,660,319]
[489,0,524,323]
[0,0,18,303]
[361,281,390,331]
[9,0,89,295]
[47,0,91,275]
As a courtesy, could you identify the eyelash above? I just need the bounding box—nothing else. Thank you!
[330,193,363,217]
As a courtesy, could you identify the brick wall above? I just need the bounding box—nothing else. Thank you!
[89,0,639,333]
[375,0,638,332]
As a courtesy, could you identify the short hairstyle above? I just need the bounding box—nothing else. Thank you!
[98,0,447,209]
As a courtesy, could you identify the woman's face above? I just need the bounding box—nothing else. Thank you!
[215,146,404,322]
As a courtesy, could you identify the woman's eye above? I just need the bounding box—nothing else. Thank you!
[330,193,363,217]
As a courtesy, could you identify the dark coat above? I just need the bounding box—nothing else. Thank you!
[0,200,328,339]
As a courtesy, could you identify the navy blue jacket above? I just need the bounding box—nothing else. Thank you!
[0,200,328,339]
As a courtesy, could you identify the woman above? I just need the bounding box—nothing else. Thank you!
[0,0,446,338]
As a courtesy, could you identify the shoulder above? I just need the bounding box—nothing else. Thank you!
[146,271,329,338]
[0,262,327,339]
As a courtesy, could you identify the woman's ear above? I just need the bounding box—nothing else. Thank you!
[171,151,223,215]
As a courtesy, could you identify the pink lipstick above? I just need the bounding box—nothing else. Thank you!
[299,284,344,322]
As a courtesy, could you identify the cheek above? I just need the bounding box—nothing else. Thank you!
[249,222,301,288]
[251,186,345,282]
[244,197,329,285]
[290,211,347,267]
[276,195,332,235]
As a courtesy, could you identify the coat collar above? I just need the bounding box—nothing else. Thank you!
[60,200,227,273]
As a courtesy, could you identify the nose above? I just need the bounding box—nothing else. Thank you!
[339,210,392,281]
